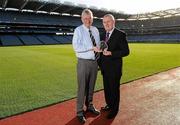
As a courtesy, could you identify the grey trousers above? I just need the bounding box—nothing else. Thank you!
[76,58,98,116]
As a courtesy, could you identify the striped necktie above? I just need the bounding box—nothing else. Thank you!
[89,29,99,60]
[89,29,96,46]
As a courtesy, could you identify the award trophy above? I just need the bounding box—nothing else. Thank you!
[100,40,108,51]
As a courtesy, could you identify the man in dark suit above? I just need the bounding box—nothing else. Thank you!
[99,14,130,119]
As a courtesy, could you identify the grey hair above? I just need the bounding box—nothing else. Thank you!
[81,8,93,17]
[103,14,115,21]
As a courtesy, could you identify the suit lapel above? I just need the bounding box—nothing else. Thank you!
[108,28,117,44]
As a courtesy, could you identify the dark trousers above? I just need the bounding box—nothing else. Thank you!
[102,69,121,113]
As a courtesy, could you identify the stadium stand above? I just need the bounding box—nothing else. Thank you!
[0,34,24,46]
[64,35,73,41]
[127,34,180,42]
[0,0,180,46]
[52,35,71,44]
[18,35,43,45]
[35,35,59,44]
[0,10,82,26]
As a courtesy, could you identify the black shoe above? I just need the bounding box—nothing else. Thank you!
[77,115,86,124]
[101,105,110,111]
[106,111,118,119]
[87,105,100,115]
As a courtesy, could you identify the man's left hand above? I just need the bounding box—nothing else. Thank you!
[103,51,112,56]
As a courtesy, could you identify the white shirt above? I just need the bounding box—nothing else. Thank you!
[107,27,115,40]
[72,24,100,60]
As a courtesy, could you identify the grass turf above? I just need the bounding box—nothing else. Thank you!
[0,43,179,118]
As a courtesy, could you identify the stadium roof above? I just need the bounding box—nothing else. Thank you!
[130,8,180,20]
[0,0,180,20]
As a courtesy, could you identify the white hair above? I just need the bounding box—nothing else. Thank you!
[103,14,115,21]
[81,8,93,17]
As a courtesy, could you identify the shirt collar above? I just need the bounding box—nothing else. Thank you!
[107,27,115,36]
[82,24,91,31]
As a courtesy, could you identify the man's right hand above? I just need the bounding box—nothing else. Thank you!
[92,47,102,53]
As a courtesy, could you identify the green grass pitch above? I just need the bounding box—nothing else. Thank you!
[0,43,179,118]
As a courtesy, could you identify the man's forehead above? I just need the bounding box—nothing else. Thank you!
[103,18,111,21]
[82,14,92,18]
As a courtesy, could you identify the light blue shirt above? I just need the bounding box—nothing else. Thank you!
[72,24,100,60]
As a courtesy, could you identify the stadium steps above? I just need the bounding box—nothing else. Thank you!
[64,35,73,43]
[18,35,43,45]
[16,35,26,45]
[0,35,24,46]
[35,35,59,45]
[47,35,61,44]
[52,35,71,44]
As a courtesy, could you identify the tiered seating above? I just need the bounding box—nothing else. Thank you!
[127,34,180,42]
[64,35,73,41]
[0,11,82,26]
[118,16,180,29]
[35,35,59,44]
[1,9,180,45]
[18,35,43,45]
[52,35,71,44]
[0,35,23,46]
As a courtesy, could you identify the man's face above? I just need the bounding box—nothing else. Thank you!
[103,16,115,32]
[81,14,93,28]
